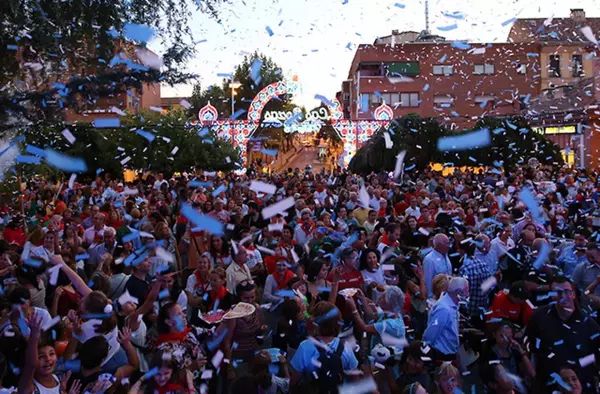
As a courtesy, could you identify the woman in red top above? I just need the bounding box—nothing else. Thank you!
[107,210,123,229]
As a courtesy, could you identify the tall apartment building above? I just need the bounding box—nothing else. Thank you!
[341,38,541,129]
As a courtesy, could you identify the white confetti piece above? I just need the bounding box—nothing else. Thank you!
[61,129,76,144]
[250,180,276,195]
[155,247,175,263]
[381,264,395,271]
[480,276,497,293]
[211,350,224,368]
[393,150,407,179]
[418,227,430,236]
[150,106,163,112]
[171,146,179,155]
[338,377,377,394]
[120,156,131,165]
[118,291,139,306]
[580,26,598,45]
[110,106,126,116]
[68,174,77,190]
[359,185,370,208]
[579,354,595,367]
[42,316,61,331]
[261,197,295,220]
[383,132,393,149]
[179,99,191,109]
[48,265,61,286]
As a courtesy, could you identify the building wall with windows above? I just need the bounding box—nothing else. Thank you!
[540,44,594,90]
[342,42,541,129]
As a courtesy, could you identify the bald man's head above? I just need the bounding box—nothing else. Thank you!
[433,233,450,255]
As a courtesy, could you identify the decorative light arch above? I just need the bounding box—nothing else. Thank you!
[194,79,392,169]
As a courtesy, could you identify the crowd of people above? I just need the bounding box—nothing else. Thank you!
[0,164,599,394]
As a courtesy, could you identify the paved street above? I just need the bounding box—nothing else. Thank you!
[286,147,325,173]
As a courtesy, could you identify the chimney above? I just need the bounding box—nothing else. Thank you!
[570,8,585,22]
[392,29,399,35]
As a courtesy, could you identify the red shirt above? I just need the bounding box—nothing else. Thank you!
[328,269,364,291]
[487,290,533,326]
[3,227,26,247]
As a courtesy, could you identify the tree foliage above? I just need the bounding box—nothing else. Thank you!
[189,51,294,119]
[14,109,240,179]
[0,0,225,129]
[349,115,564,175]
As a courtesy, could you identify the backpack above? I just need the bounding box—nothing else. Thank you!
[291,339,348,394]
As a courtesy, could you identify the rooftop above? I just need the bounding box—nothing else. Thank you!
[508,9,600,43]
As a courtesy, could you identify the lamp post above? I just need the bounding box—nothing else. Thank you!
[229,81,242,117]
[229,81,242,162]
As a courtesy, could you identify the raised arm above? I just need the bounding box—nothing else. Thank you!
[51,255,92,298]
[18,312,43,394]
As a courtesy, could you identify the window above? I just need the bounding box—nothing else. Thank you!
[399,93,419,107]
[381,93,391,105]
[434,95,454,107]
[516,64,527,74]
[370,93,380,106]
[390,93,400,106]
[572,54,583,77]
[387,62,420,77]
[473,64,494,75]
[549,55,561,77]
[433,65,453,75]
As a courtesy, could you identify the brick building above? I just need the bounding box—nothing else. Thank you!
[341,39,541,129]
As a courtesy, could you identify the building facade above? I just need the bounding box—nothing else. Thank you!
[341,40,541,129]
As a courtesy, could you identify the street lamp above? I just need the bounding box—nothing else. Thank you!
[230,81,242,116]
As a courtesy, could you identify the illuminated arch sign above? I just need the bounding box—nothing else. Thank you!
[193,79,392,170]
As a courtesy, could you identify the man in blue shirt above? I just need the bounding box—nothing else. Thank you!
[423,277,469,362]
[423,234,453,298]
[556,232,588,277]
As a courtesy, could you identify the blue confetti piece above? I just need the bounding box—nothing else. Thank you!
[451,41,471,50]
[550,373,571,391]
[501,17,517,27]
[208,328,228,351]
[123,23,155,43]
[437,24,458,31]
[26,145,46,156]
[18,317,31,337]
[422,84,430,91]
[158,289,170,300]
[93,118,120,128]
[173,315,185,332]
[44,149,87,172]
[24,258,42,268]
[315,307,339,323]
[7,45,18,50]
[260,148,278,156]
[189,180,213,188]
[212,184,227,197]
[317,286,332,292]
[198,127,210,137]
[532,242,551,270]
[492,128,505,135]
[526,53,539,57]
[275,290,296,298]
[16,155,41,165]
[121,231,140,243]
[284,112,302,126]
[442,11,464,19]
[180,202,224,235]
[439,54,447,62]
[437,128,491,151]
[250,58,263,84]
[75,254,90,260]
[394,2,405,8]
[553,339,564,345]
[519,187,543,224]
[315,94,334,107]
[9,362,20,375]
[404,164,416,171]
[203,139,214,144]
[144,367,159,380]
[505,120,517,130]
[360,94,369,113]
[217,73,233,79]
[135,129,155,142]
[80,313,111,319]
[232,109,246,120]
[265,26,274,36]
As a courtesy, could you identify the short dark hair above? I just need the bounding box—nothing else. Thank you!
[79,336,109,369]
[550,275,572,287]
[8,286,30,305]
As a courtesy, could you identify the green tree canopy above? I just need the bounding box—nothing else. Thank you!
[349,115,564,175]
[15,109,240,180]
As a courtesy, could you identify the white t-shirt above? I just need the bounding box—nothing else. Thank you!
[361,267,386,286]
[33,375,61,394]
[77,322,120,367]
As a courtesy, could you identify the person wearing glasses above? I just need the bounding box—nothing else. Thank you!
[526,276,600,392]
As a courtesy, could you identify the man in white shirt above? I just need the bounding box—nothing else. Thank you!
[404,197,421,219]
[153,172,168,190]
[474,234,501,273]
[491,227,515,259]
[82,213,107,246]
